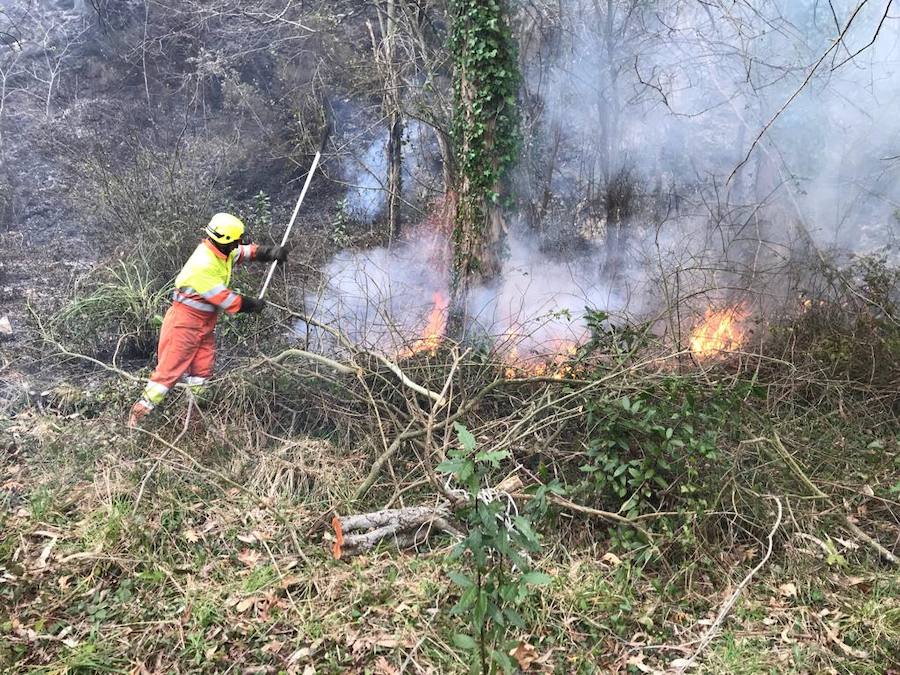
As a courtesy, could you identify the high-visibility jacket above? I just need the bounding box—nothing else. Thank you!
[132,238,259,412]
[172,240,258,314]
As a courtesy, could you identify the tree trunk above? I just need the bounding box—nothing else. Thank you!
[385,0,403,239]
[387,112,403,239]
[435,127,454,196]
[448,0,519,335]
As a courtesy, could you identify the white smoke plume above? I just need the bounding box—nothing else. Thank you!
[525,0,900,253]
[341,133,385,224]
[306,1,900,358]
[300,224,450,354]
[299,221,631,361]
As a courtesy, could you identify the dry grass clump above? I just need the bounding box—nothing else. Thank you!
[50,260,171,360]
[236,437,367,507]
[763,254,900,390]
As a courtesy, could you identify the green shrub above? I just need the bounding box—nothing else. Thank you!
[576,376,743,519]
[53,259,171,359]
[439,422,550,674]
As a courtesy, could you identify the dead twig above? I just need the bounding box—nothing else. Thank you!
[353,422,415,501]
[262,348,360,376]
[670,495,783,673]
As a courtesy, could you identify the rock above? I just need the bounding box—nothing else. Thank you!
[0,316,12,336]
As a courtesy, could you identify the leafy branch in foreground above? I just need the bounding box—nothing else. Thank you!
[439,422,550,674]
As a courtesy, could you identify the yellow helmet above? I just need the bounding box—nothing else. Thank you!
[205,213,245,244]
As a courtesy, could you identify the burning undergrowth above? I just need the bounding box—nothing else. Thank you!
[296,202,771,371]
[297,217,630,373]
[689,304,751,360]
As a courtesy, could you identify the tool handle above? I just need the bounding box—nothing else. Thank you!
[258,151,322,299]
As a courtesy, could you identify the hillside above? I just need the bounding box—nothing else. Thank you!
[2,1,899,673]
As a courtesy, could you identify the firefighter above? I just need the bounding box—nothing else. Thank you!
[127,213,290,428]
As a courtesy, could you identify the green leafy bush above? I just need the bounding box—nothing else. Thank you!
[577,376,742,519]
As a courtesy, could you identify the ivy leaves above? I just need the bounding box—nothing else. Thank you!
[449,0,520,283]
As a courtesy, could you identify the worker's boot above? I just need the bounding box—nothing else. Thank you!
[127,400,154,429]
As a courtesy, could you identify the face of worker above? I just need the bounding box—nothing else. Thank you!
[211,237,242,255]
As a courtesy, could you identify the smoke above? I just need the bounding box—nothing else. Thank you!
[342,133,385,224]
[304,1,900,357]
[341,121,434,224]
[298,224,450,354]
[525,0,900,254]
[298,221,630,359]
[464,232,630,353]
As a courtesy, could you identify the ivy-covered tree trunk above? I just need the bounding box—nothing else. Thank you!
[448,0,519,331]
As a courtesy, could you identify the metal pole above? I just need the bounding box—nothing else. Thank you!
[258,150,322,299]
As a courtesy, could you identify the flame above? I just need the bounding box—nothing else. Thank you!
[396,292,583,377]
[800,296,827,313]
[503,338,579,379]
[689,305,748,358]
[398,291,449,357]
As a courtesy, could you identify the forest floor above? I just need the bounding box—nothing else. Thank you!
[2,387,898,674]
[2,190,898,672]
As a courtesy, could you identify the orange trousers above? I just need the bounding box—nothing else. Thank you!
[142,303,218,405]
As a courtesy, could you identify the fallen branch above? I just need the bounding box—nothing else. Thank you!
[39,306,443,407]
[353,421,416,501]
[512,492,655,540]
[263,348,360,375]
[330,505,462,559]
[371,351,447,406]
[269,301,446,406]
[417,348,469,505]
[768,432,898,566]
[353,369,502,503]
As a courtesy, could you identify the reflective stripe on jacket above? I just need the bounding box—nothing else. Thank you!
[172,240,257,314]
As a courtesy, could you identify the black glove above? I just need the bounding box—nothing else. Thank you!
[238,296,266,314]
[256,243,292,263]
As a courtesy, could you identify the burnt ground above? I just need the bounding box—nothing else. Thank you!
[0,4,361,413]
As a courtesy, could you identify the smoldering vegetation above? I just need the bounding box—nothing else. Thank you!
[314,0,900,358]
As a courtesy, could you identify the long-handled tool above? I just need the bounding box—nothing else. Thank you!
[259,121,331,300]
[258,150,323,299]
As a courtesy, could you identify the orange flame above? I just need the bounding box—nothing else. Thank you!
[503,339,579,379]
[689,305,748,358]
[398,291,449,357]
[397,293,583,376]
